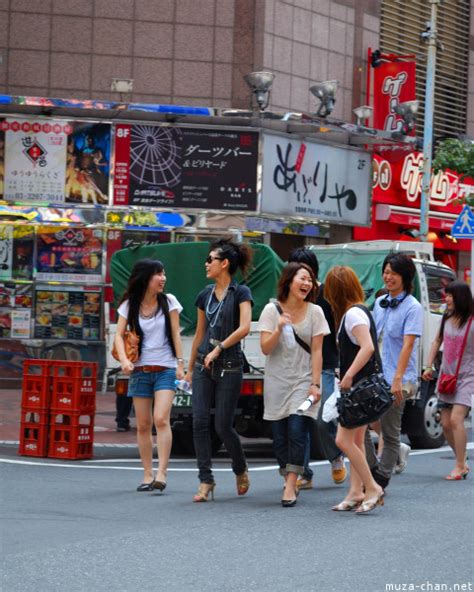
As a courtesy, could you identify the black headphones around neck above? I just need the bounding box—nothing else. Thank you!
[380,293,408,309]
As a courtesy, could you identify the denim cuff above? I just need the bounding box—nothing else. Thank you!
[286,463,304,475]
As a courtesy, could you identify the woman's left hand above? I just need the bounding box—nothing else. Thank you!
[340,374,353,391]
[204,346,221,369]
[308,384,321,403]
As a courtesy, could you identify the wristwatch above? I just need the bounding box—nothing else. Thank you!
[216,342,225,352]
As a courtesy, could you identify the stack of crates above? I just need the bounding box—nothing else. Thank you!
[19,360,51,457]
[19,360,97,460]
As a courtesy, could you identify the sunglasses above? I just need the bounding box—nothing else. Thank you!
[205,255,224,264]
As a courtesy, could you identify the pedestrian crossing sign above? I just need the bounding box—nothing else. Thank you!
[451,205,474,239]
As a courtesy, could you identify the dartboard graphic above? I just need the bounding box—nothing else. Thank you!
[129,125,182,188]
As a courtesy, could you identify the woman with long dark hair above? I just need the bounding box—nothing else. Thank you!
[258,262,329,507]
[115,259,184,492]
[422,281,473,480]
[324,266,385,514]
[185,239,253,502]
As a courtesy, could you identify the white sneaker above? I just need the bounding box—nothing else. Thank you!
[393,443,411,474]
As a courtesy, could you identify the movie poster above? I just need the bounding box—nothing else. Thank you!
[0,225,36,281]
[36,226,103,283]
[1,119,111,204]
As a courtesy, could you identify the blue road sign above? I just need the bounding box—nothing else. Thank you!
[451,205,474,239]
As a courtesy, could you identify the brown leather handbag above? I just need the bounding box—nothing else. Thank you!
[112,330,140,364]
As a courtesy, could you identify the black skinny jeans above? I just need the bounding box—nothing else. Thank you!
[192,359,247,483]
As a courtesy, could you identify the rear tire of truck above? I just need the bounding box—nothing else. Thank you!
[403,383,445,449]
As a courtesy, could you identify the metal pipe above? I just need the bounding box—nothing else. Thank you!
[420,0,440,242]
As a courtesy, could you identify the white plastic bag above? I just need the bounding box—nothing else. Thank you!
[322,384,341,423]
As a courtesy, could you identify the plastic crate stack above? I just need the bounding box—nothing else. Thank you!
[19,360,97,460]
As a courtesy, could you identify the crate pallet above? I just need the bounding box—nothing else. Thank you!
[50,362,97,413]
[21,360,52,410]
[48,410,94,460]
[18,410,49,457]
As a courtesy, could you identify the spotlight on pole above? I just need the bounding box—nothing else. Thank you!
[309,80,338,118]
[243,71,275,112]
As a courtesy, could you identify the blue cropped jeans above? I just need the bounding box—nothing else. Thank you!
[272,414,312,476]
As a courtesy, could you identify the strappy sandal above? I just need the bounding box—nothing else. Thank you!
[193,482,215,502]
[236,471,250,496]
[355,490,385,514]
[331,499,362,511]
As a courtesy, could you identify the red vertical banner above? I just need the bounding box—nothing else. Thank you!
[113,124,131,205]
[372,59,416,133]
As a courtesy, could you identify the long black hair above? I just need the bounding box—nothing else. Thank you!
[444,281,474,328]
[210,238,252,276]
[118,259,176,356]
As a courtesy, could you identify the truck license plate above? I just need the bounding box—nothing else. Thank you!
[173,393,192,407]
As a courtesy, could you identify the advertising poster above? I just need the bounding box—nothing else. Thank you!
[114,124,258,211]
[11,309,31,339]
[65,122,111,205]
[3,118,68,202]
[0,225,13,280]
[0,119,111,204]
[0,308,11,337]
[36,226,103,283]
[261,134,372,226]
[34,286,101,341]
[0,283,33,308]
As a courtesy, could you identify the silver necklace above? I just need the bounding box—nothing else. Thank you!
[205,285,229,328]
[140,303,158,319]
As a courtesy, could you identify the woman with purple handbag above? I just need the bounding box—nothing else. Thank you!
[422,281,473,481]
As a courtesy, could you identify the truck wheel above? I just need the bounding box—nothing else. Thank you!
[404,388,445,449]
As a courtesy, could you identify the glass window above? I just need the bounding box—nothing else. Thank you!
[423,265,456,314]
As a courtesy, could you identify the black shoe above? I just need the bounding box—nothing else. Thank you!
[281,498,297,507]
[136,481,154,492]
[117,425,130,432]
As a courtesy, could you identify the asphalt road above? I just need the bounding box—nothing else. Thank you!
[1,443,473,592]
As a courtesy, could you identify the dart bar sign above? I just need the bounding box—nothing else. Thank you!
[113,124,259,212]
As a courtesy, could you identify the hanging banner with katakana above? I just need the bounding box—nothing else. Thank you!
[113,124,258,211]
[0,119,111,204]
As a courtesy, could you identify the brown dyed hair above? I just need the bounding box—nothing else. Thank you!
[324,266,365,328]
[277,262,317,303]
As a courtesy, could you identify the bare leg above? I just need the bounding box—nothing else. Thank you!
[283,471,298,500]
[449,405,469,474]
[133,397,154,483]
[336,425,381,500]
[153,390,175,483]
[441,408,455,452]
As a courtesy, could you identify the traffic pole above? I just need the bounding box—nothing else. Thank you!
[420,0,440,242]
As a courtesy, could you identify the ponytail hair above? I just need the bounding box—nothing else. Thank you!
[210,238,252,277]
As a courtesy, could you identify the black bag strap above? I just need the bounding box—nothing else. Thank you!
[273,302,311,355]
[352,304,383,374]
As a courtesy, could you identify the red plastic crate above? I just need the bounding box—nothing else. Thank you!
[48,411,94,460]
[50,362,97,413]
[22,360,52,410]
[18,410,49,457]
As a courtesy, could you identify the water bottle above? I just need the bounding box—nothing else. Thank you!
[282,324,296,348]
[175,379,192,395]
[296,395,315,415]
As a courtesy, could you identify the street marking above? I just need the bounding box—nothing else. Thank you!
[1,443,472,472]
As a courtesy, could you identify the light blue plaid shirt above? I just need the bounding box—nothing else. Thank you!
[373,292,423,385]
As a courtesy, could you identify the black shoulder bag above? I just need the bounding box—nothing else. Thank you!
[336,305,394,429]
[273,302,311,354]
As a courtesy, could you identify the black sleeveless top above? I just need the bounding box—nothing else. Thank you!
[338,305,382,384]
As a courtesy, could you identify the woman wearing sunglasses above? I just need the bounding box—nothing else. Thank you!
[185,239,253,502]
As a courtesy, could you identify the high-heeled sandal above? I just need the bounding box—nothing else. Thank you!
[236,471,250,496]
[355,490,384,515]
[331,499,362,512]
[193,482,215,502]
[445,469,469,481]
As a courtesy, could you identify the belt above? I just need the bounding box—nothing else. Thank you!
[133,365,169,373]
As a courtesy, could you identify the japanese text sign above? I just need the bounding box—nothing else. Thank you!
[261,134,372,226]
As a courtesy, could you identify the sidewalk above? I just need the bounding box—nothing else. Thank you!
[0,389,138,448]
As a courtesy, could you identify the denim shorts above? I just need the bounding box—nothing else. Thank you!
[127,368,176,398]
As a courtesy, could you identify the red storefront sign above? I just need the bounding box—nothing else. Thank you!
[372,55,417,133]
